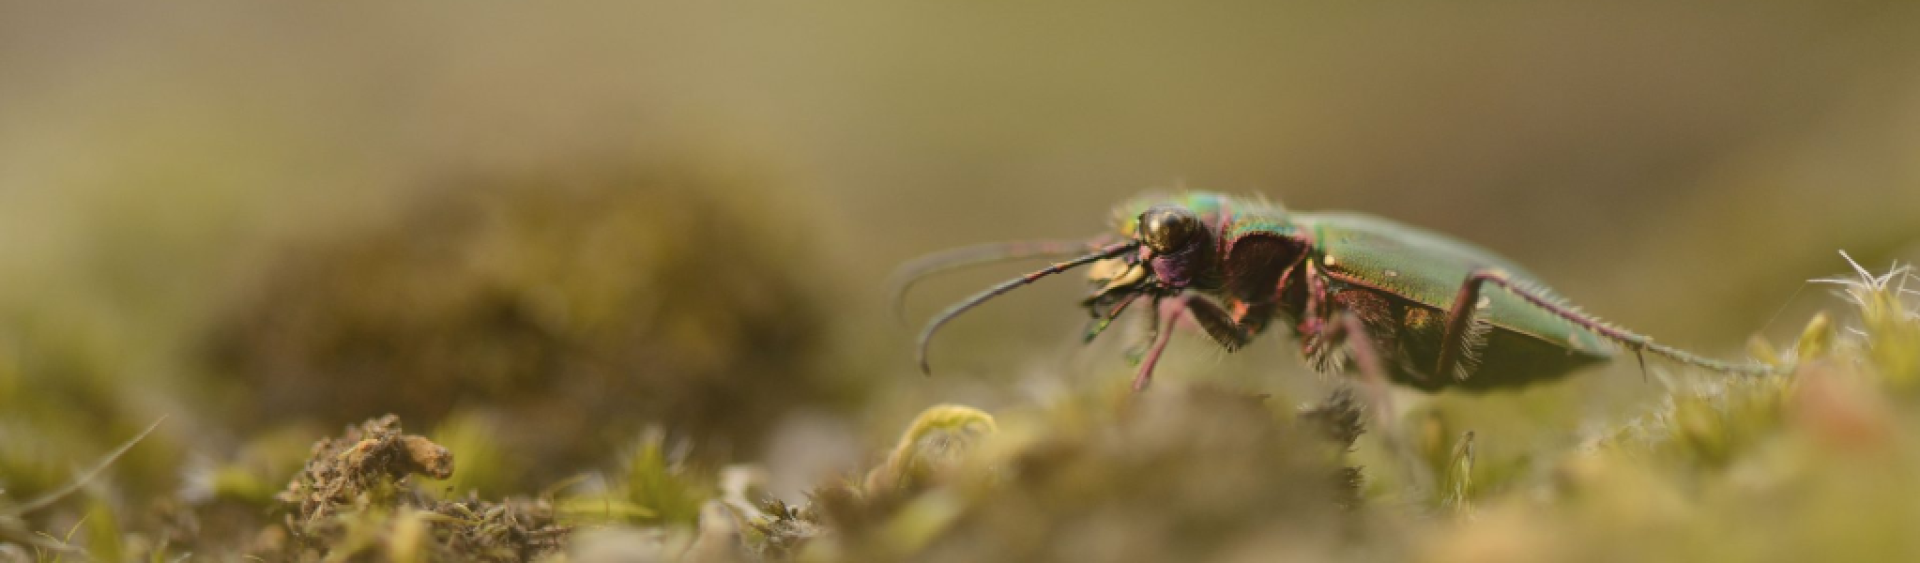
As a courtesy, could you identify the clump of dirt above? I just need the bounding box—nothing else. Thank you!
[279,415,453,531]
[275,414,569,562]
[204,164,851,482]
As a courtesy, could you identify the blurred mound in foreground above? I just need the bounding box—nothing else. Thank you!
[202,165,853,478]
[755,387,1369,563]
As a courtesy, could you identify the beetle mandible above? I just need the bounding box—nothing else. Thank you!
[895,192,1782,392]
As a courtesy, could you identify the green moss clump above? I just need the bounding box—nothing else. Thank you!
[202,164,851,484]
[1420,255,1920,563]
[757,388,1369,562]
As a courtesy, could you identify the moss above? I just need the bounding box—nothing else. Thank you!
[615,431,714,528]
[201,164,850,485]
[862,405,997,495]
[10,192,1920,563]
[753,388,1368,562]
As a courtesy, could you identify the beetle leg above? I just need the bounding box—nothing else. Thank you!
[1289,287,1394,396]
[1123,295,1166,365]
[1294,310,1399,443]
[1181,298,1269,352]
[1324,310,1427,484]
[1083,290,1143,343]
[1432,272,1498,382]
[1326,311,1390,389]
[1437,269,1779,379]
[1300,290,1401,375]
[1302,261,1330,326]
[1133,296,1189,391]
[1129,296,1276,391]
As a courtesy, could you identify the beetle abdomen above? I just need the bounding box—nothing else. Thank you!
[1302,212,1617,367]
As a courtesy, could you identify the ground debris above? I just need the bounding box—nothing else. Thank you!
[274,414,569,561]
[746,499,823,559]
[278,414,450,531]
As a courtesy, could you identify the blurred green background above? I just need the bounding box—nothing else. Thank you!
[1,1,1919,557]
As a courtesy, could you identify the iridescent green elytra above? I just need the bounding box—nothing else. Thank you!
[898,192,1779,392]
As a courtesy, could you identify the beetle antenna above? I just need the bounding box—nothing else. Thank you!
[917,242,1138,375]
[887,238,1110,325]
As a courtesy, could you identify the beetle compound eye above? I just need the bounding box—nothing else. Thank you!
[1139,206,1201,253]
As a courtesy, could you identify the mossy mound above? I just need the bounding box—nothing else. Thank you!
[203,166,848,481]
[765,388,1370,562]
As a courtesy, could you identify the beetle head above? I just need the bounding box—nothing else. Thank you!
[1134,204,1216,290]
[1139,205,1202,254]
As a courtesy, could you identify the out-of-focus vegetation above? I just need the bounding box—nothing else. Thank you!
[2,2,1919,561]
[201,166,853,484]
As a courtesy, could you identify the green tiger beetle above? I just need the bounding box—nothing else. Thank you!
[894,192,1784,394]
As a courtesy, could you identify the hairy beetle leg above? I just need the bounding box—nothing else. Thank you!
[1433,269,1498,382]
[1437,268,1780,378]
[1324,311,1434,487]
[1183,298,1261,352]
[1324,312,1395,429]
